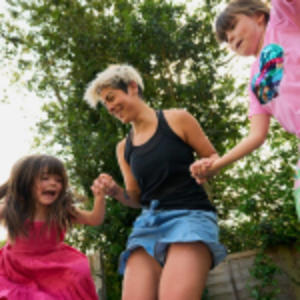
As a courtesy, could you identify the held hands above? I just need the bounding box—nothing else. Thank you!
[91,173,119,198]
[190,157,220,184]
[90,175,105,200]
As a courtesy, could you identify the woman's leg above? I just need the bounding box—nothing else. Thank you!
[159,242,212,300]
[122,248,162,300]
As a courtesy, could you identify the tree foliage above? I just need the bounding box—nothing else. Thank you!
[1,0,299,298]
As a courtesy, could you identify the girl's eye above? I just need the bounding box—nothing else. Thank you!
[52,175,63,183]
[229,20,237,30]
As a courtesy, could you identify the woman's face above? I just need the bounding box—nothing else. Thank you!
[225,13,265,57]
[100,84,138,123]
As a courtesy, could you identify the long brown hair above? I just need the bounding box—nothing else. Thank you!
[0,154,75,240]
[215,0,270,42]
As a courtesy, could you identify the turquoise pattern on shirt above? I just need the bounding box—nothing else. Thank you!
[252,43,284,105]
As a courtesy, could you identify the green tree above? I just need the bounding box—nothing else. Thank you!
[1,0,299,298]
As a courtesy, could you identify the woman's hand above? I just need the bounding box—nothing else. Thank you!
[95,173,120,198]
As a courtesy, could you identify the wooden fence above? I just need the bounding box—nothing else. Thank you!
[88,252,106,300]
[88,244,300,300]
[206,245,300,300]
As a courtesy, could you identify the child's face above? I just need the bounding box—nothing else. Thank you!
[33,170,63,208]
[225,13,265,57]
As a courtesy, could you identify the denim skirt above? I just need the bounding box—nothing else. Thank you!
[119,200,227,275]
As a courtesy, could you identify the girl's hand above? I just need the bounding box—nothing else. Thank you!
[74,174,107,226]
[190,158,219,184]
[91,175,106,198]
[93,173,140,208]
[95,173,119,198]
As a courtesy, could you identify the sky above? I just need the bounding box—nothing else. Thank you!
[0,80,42,183]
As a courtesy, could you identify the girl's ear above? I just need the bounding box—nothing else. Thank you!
[255,12,267,26]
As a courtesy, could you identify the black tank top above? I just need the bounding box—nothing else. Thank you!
[124,110,216,211]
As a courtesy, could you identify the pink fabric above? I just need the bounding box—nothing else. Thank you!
[248,0,300,139]
[0,222,98,300]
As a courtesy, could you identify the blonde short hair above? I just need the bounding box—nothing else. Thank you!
[84,64,144,108]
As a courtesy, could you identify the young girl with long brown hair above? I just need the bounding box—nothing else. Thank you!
[0,154,105,299]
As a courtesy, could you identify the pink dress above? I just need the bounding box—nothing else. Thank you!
[0,222,99,300]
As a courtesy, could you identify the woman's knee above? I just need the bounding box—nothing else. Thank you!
[159,242,211,300]
[122,248,161,300]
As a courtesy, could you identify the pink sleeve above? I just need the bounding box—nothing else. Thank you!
[248,83,269,118]
[271,0,300,28]
[248,63,269,118]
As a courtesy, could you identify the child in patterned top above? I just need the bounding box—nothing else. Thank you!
[190,0,300,219]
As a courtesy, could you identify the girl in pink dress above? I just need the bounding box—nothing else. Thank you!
[0,154,105,299]
[190,0,300,220]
